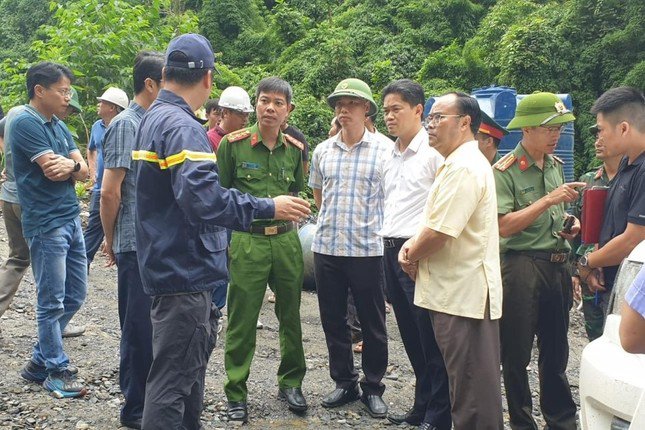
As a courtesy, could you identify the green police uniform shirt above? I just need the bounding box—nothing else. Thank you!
[573,166,611,256]
[494,142,570,253]
[217,123,304,226]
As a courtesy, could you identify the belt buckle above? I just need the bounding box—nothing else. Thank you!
[550,253,566,263]
[264,225,279,235]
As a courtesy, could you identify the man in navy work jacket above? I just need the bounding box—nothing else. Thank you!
[132,33,310,430]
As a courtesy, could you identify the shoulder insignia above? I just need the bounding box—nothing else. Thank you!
[493,153,516,172]
[226,129,251,143]
[552,155,564,165]
[284,134,304,151]
[250,133,260,147]
[594,166,604,180]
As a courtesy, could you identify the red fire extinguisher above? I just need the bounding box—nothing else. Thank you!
[581,186,609,244]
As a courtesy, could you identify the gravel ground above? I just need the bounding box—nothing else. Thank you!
[0,211,587,429]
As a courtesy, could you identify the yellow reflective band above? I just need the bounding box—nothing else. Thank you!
[132,149,216,170]
[165,150,216,168]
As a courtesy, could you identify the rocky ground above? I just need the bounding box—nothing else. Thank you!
[0,210,587,429]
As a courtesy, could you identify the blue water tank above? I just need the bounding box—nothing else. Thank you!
[424,86,575,182]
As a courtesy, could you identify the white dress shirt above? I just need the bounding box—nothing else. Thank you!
[379,127,443,238]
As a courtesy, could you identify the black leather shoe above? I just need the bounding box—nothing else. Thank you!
[226,401,248,423]
[361,394,387,418]
[120,418,142,429]
[278,387,308,412]
[321,385,360,408]
[418,423,439,430]
[387,408,424,425]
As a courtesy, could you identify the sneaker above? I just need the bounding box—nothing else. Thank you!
[43,369,87,398]
[257,319,264,329]
[62,323,86,338]
[21,361,79,384]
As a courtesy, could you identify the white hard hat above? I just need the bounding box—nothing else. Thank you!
[97,87,129,110]
[218,86,254,113]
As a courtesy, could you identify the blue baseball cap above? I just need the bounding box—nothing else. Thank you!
[165,33,215,70]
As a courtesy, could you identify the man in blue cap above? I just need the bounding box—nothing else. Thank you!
[133,33,310,429]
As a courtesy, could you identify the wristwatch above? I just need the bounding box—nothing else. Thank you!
[72,161,81,172]
[578,253,590,268]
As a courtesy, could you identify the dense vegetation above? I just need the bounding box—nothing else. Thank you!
[0,0,643,177]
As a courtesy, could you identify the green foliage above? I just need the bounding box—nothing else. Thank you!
[0,0,643,181]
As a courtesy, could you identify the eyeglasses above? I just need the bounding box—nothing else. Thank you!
[423,113,464,129]
[539,124,564,133]
[49,87,73,98]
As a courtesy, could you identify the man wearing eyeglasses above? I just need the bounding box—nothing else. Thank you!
[399,92,503,429]
[9,62,89,399]
[494,92,584,430]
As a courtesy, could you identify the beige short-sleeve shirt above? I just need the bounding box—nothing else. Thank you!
[414,141,503,320]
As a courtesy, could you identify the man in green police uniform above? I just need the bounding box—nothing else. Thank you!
[475,110,508,165]
[494,92,585,430]
[571,126,623,341]
[217,77,307,423]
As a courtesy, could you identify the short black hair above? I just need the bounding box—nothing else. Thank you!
[163,51,209,85]
[445,91,481,135]
[26,62,74,100]
[591,87,645,133]
[255,77,292,105]
[382,79,425,108]
[133,51,164,95]
[205,98,220,114]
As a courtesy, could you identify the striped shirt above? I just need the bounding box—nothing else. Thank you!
[102,101,145,254]
[309,129,391,256]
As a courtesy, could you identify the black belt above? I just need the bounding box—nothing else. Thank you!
[383,237,408,249]
[506,250,570,263]
[249,222,295,236]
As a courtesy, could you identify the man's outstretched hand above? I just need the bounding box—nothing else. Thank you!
[273,195,311,222]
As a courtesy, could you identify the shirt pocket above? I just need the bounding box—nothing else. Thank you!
[235,164,264,183]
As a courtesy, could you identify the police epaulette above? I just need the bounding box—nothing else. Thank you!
[227,129,251,143]
[493,153,516,172]
[284,134,305,151]
[552,155,564,164]
[594,166,604,180]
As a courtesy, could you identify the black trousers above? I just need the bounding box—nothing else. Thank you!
[116,252,153,423]
[383,239,451,429]
[500,253,576,430]
[314,253,388,396]
[142,290,220,430]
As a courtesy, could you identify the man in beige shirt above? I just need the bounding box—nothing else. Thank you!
[399,92,503,430]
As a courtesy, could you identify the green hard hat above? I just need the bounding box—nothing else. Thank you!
[68,87,83,113]
[327,78,378,116]
[506,92,575,130]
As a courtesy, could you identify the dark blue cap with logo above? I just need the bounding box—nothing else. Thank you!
[165,33,215,70]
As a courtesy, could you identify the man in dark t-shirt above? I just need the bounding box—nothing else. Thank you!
[578,87,645,292]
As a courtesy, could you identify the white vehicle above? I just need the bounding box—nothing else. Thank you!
[579,240,645,430]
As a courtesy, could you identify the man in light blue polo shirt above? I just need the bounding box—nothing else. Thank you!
[10,62,89,398]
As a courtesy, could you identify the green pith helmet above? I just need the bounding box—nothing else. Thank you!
[69,87,83,113]
[327,78,378,116]
[506,92,575,130]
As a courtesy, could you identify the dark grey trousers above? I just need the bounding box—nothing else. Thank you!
[142,290,220,430]
[431,309,504,430]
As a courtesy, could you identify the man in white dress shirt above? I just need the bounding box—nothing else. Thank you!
[380,80,451,430]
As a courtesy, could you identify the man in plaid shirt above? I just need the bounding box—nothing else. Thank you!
[309,78,392,418]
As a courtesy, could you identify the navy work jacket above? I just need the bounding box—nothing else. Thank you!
[133,89,274,296]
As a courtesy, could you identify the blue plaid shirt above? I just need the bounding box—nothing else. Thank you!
[309,129,391,257]
[102,101,145,254]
